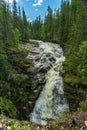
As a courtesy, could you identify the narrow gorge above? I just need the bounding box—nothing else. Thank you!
[23,40,69,125]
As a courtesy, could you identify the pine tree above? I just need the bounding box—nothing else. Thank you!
[58,0,70,46]
[22,7,29,42]
[13,0,18,28]
[44,6,53,41]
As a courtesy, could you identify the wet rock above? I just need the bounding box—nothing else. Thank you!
[38,67,48,73]
[85,121,87,126]
[0,122,3,129]
[28,40,68,125]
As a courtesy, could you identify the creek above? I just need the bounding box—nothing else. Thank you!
[23,40,69,125]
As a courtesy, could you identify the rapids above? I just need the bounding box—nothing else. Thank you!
[25,40,69,125]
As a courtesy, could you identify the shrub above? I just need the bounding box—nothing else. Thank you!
[78,98,87,111]
[10,122,19,130]
[0,97,17,118]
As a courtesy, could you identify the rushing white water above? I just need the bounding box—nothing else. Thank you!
[29,40,69,125]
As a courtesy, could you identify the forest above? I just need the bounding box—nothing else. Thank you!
[0,0,87,129]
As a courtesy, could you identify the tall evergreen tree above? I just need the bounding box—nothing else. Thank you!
[43,6,53,41]
[13,0,18,28]
[22,7,29,42]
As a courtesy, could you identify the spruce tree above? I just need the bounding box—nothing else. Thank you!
[22,7,29,42]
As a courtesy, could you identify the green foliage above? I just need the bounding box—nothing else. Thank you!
[77,41,87,80]
[0,97,17,117]
[0,43,32,118]
[64,74,80,85]
[10,122,19,130]
[30,16,42,40]
[21,7,30,41]
[24,126,34,130]
[24,125,29,130]
[10,122,34,130]
[43,6,53,41]
[12,28,20,47]
[0,1,32,119]
[0,1,29,45]
[60,126,65,130]
[78,98,87,112]
[0,42,13,80]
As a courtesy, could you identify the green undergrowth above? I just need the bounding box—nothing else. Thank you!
[64,74,80,85]
[10,121,34,130]
[63,72,87,110]
[0,97,17,118]
[0,46,33,119]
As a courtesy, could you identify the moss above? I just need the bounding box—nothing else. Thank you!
[64,73,87,87]
[64,74,80,85]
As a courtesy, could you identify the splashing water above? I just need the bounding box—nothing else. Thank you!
[29,40,69,125]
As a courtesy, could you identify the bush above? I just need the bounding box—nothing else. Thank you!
[0,97,17,118]
[10,122,34,130]
[78,98,87,111]
[10,122,19,130]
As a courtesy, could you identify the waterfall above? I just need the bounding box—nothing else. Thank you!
[28,40,69,125]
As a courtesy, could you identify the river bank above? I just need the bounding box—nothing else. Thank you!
[0,112,87,130]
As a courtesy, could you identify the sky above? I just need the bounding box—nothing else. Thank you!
[4,0,62,21]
